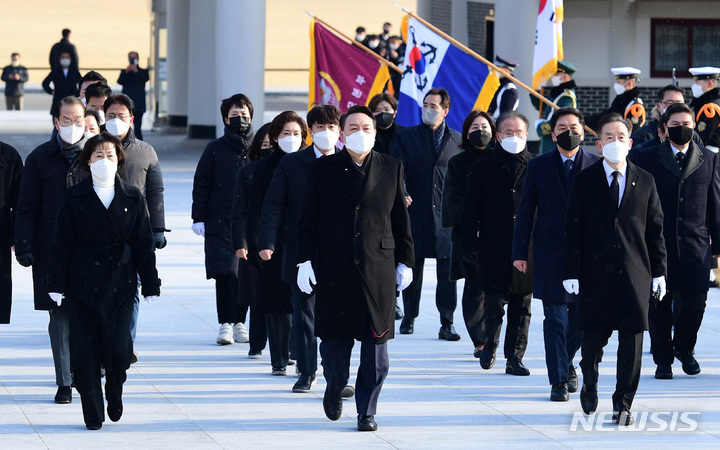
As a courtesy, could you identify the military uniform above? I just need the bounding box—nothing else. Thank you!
[586,67,646,134]
[488,55,520,121]
[689,67,720,152]
[531,60,578,154]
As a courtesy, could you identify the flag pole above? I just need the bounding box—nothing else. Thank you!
[393,3,597,137]
[302,9,404,74]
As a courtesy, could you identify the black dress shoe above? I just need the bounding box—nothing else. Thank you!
[323,388,343,421]
[131,352,138,364]
[438,324,461,341]
[107,403,123,422]
[341,385,355,398]
[568,365,578,393]
[551,383,569,402]
[357,414,377,431]
[54,386,72,404]
[395,302,404,320]
[292,373,317,393]
[580,384,598,415]
[473,345,484,359]
[399,317,414,334]
[612,407,635,426]
[505,358,530,376]
[86,422,102,430]
[479,343,497,370]
[655,364,673,379]
[674,350,701,375]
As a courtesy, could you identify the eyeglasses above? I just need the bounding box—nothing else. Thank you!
[661,100,683,106]
[499,131,526,139]
[58,118,85,127]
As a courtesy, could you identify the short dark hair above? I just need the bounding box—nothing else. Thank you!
[78,132,127,172]
[128,51,139,58]
[85,82,113,102]
[103,94,135,116]
[340,105,376,130]
[496,111,529,132]
[268,111,308,150]
[53,96,85,118]
[596,113,632,135]
[368,93,398,113]
[356,26,366,33]
[306,104,341,128]
[220,93,254,120]
[550,107,585,132]
[11,52,19,58]
[80,71,107,86]
[461,110,496,150]
[85,109,101,124]
[657,84,685,103]
[663,102,694,123]
[62,29,71,38]
[424,88,451,109]
[247,123,272,161]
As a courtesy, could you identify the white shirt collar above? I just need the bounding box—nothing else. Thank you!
[670,142,689,156]
[313,145,334,158]
[602,159,627,178]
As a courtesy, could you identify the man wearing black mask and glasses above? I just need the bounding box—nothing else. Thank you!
[633,102,720,380]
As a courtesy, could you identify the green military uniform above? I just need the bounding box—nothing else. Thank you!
[531,61,578,154]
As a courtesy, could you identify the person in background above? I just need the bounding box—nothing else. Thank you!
[631,85,685,146]
[379,22,392,44]
[49,28,79,71]
[585,67,646,134]
[79,71,107,104]
[118,52,150,140]
[366,35,387,58]
[386,36,405,95]
[42,52,82,115]
[689,67,720,152]
[84,83,112,127]
[531,61,578,154]
[0,139,23,327]
[487,55,519,121]
[355,27,367,45]
[84,110,101,139]
[2,53,29,110]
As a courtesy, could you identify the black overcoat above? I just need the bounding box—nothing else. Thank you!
[297,150,414,344]
[232,160,259,308]
[47,177,160,370]
[117,67,150,112]
[392,122,461,259]
[632,140,720,292]
[41,67,81,114]
[562,160,667,332]
[192,125,253,279]
[0,141,23,323]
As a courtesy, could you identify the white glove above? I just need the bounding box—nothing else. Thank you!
[192,222,205,237]
[562,279,579,295]
[144,296,158,303]
[395,263,413,292]
[652,276,666,301]
[49,292,64,307]
[296,260,316,295]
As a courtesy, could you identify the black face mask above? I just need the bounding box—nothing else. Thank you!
[667,125,694,146]
[374,112,395,129]
[555,130,582,151]
[260,147,273,158]
[468,130,492,148]
[228,116,251,134]
[129,58,139,65]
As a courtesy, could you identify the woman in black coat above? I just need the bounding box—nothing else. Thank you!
[441,110,495,357]
[247,111,307,375]
[369,93,404,156]
[0,140,22,324]
[232,123,272,358]
[47,133,160,430]
[192,94,254,346]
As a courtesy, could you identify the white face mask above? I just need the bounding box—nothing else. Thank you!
[60,58,71,67]
[58,123,85,145]
[81,97,87,107]
[551,74,564,86]
[90,157,118,181]
[692,83,705,98]
[345,130,375,155]
[500,136,526,154]
[84,130,98,140]
[422,107,443,126]
[613,82,626,96]
[277,135,302,153]
[601,141,629,164]
[96,110,106,126]
[312,130,339,151]
[105,118,130,137]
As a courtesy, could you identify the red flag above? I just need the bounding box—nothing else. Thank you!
[309,20,390,112]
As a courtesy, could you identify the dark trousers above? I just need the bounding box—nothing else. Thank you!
[265,313,292,369]
[291,282,317,376]
[580,329,643,411]
[5,95,22,110]
[484,292,532,360]
[461,276,486,347]
[542,299,582,385]
[320,335,389,416]
[48,309,72,387]
[133,111,144,141]
[649,290,707,365]
[402,257,457,325]
[216,275,244,324]
[74,365,126,426]
[249,304,267,354]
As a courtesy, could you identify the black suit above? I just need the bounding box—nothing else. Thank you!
[42,67,81,114]
[632,140,720,365]
[0,141,22,324]
[298,150,414,416]
[563,159,666,411]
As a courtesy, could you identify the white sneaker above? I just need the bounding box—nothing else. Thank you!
[217,323,233,345]
[233,323,249,343]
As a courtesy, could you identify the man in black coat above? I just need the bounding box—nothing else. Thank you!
[192,94,254,345]
[392,88,462,339]
[49,29,79,71]
[42,51,81,115]
[2,53,29,110]
[14,96,89,404]
[0,140,22,324]
[563,113,667,426]
[117,52,150,140]
[461,111,533,376]
[512,108,600,401]
[630,85,685,145]
[632,103,720,379]
[297,106,414,432]
[258,105,341,393]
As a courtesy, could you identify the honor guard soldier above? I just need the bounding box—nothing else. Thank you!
[531,60,578,154]
[586,67,646,134]
[689,67,720,153]
[488,55,520,121]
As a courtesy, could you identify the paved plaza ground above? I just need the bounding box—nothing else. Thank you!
[0,108,719,449]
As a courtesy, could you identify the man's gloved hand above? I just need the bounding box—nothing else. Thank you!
[16,252,34,267]
[49,292,64,307]
[562,279,579,295]
[191,222,205,237]
[652,276,667,301]
[153,232,167,249]
[296,260,316,295]
[395,263,413,292]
